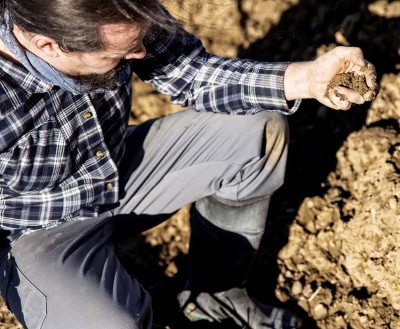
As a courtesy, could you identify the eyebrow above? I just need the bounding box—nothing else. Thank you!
[104,42,140,57]
[126,43,141,53]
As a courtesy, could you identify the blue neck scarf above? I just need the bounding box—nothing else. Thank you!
[0,3,128,94]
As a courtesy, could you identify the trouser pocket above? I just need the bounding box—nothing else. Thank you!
[6,256,47,329]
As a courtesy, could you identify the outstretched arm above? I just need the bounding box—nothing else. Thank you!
[132,22,299,115]
[132,9,377,114]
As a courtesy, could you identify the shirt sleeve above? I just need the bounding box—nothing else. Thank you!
[131,12,301,115]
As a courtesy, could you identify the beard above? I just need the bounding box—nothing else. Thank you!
[65,60,128,91]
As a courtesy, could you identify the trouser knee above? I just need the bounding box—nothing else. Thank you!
[216,111,289,202]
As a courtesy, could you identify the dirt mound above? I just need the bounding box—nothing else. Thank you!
[277,124,400,328]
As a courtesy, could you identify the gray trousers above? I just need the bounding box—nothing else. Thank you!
[0,109,288,329]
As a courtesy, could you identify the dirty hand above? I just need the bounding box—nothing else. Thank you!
[284,46,378,110]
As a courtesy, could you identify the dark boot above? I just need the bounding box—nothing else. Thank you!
[178,195,302,329]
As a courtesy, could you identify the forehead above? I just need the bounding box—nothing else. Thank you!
[99,23,143,51]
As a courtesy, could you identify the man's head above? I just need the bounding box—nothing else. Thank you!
[6,0,163,88]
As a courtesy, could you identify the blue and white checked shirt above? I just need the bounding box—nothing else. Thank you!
[0,20,300,241]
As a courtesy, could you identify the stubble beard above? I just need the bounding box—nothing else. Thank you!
[65,60,128,91]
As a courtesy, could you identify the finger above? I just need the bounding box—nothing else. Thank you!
[349,48,367,67]
[325,87,352,110]
[334,46,367,67]
[364,64,378,92]
[357,63,379,100]
[363,90,376,102]
[355,62,377,88]
[335,86,365,105]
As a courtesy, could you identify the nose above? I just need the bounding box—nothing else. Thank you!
[125,44,146,60]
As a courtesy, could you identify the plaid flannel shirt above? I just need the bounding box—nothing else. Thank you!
[0,19,300,241]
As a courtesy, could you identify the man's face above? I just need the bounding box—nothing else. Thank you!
[61,23,148,89]
[14,22,147,89]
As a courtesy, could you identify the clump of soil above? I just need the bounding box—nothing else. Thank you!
[327,72,368,95]
[325,67,375,102]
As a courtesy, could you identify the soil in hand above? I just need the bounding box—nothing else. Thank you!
[326,69,372,102]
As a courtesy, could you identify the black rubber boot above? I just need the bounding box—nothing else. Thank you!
[178,196,302,329]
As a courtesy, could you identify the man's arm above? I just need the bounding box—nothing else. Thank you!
[131,16,299,115]
[132,10,377,114]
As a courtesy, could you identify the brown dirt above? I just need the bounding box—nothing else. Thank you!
[326,70,371,101]
[2,1,400,329]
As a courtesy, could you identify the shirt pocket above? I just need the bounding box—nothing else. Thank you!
[0,126,73,193]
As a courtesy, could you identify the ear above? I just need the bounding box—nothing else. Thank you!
[30,34,62,58]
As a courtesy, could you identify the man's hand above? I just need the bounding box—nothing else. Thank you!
[284,46,378,110]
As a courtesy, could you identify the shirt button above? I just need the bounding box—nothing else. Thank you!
[106,183,114,190]
[82,111,93,120]
[96,150,105,158]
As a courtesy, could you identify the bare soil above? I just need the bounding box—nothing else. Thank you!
[2,1,400,329]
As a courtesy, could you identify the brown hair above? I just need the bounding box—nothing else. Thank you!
[6,0,170,52]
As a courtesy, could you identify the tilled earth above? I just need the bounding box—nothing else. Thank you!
[1,1,400,328]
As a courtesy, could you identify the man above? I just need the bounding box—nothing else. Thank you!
[0,0,376,328]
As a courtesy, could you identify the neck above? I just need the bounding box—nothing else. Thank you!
[0,37,21,64]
